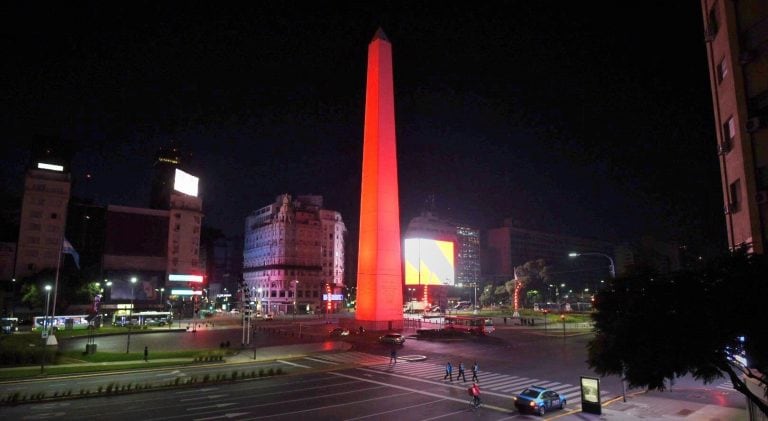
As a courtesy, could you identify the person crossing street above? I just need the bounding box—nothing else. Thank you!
[443,361,453,381]
[457,361,467,382]
[471,360,479,382]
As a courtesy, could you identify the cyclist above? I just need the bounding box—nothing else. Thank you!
[470,382,481,407]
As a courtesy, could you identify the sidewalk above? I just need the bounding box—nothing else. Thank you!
[595,391,747,420]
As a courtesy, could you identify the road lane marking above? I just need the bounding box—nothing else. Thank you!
[303,357,338,365]
[245,391,412,419]
[331,371,509,413]
[181,394,228,402]
[343,398,446,420]
[277,359,310,368]
[187,403,237,411]
[194,412,250,420]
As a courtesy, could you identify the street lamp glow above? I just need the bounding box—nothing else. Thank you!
[568,251,616,279]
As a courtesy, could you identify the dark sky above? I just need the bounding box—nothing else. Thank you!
[1,2,726,253]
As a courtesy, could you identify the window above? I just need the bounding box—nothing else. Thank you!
[717,58,728,83]
[707,4,719,39]
[721,116,736,152]
[279,290,285,297]
[729,179,742,213]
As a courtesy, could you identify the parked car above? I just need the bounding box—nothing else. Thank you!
[378,332,405,345]
[264,313,274,321]
[329,327,350,337]
[144,318,166,327]
[513,385,566,416]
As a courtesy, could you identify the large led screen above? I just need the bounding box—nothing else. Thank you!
[404,238,455,286]
[173,168,199,197]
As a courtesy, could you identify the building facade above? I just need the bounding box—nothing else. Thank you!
[484,223,616,283]
[243,194,346,315]
[14,165,71,280]
[701,0,768,254]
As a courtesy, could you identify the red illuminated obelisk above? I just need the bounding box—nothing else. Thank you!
[356,28,403,330]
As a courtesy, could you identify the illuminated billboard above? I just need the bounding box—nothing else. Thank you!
[404,238,454,286]
[173,169,199,197]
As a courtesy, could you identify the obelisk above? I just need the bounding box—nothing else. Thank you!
[356,28,403,331]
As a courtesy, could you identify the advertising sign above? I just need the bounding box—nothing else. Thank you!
[580,376,601,415]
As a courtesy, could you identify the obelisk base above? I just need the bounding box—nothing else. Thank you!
[355,319,404,332]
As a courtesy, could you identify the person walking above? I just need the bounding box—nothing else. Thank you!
[443,361,453,381]
[457,361,467,382]
[390,348,397,364]
[144,346,148,362]
[471,360,479,382]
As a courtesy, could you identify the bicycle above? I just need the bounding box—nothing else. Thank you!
[469,396,481,409]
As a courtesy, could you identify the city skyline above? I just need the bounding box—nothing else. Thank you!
[1,2,725,255]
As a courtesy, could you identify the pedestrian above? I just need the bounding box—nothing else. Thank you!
[503,316,507,325]
[444,361,453,381]
[457,361,466,382]
[471,360,479,382]
[390,348,397,364]
[144,346,148,362]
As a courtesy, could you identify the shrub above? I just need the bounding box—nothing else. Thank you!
[268,368,274,376]
[259,369,264,377]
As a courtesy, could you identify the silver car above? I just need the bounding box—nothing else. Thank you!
[378,332,405,345]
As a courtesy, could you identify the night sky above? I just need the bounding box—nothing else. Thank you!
[1,2,726,254]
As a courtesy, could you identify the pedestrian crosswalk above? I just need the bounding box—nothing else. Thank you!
[304,351,611,403]
[717,381,734,391]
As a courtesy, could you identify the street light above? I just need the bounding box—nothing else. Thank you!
[41,284,52,373]
[568,252,616,279]
[473,282,478,315]
[292,280,299,320]
[42,285,52,339]
[126,277,137,353]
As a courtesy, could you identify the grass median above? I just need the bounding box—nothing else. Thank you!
[0,333,232,380]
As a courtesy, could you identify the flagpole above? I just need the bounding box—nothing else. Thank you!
[49,235,64,337]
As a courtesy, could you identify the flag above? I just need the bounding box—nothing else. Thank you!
[62,238,80,269]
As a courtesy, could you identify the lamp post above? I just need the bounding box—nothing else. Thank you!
[126,277,137,353]
[257,287,262,315]
[292,280,299,320]
[473,282,478,314]
[41,284,52,373]
[42,285,52,339]
[568,252,616,279]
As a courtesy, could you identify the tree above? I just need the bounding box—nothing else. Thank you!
[587,250,767,415]
[512,259,553,305]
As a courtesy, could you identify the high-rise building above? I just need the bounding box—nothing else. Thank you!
[404,212,482,309]
[456,225,481,286]
[701,0,768,254]
[14,160,71,280]
[150,141,186,210]
[243,194,346,315]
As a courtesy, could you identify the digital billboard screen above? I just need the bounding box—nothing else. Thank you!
[173,168,199,197]
[404,238,454,286]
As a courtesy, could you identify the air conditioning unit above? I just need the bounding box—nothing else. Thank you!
[757,191,768,205]
[746,116,764,133]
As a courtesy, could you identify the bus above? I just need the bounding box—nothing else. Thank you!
[33,315,90,331]
[113,311,172,327]
[444,316,495,335]
[1,317,19,334]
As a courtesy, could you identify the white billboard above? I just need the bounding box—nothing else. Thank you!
[173,169,199,197]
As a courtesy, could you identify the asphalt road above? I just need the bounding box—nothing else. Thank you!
[0,316,746,419]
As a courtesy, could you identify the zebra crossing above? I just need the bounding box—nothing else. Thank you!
[717,381,734,391]
[304,351,611,403]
